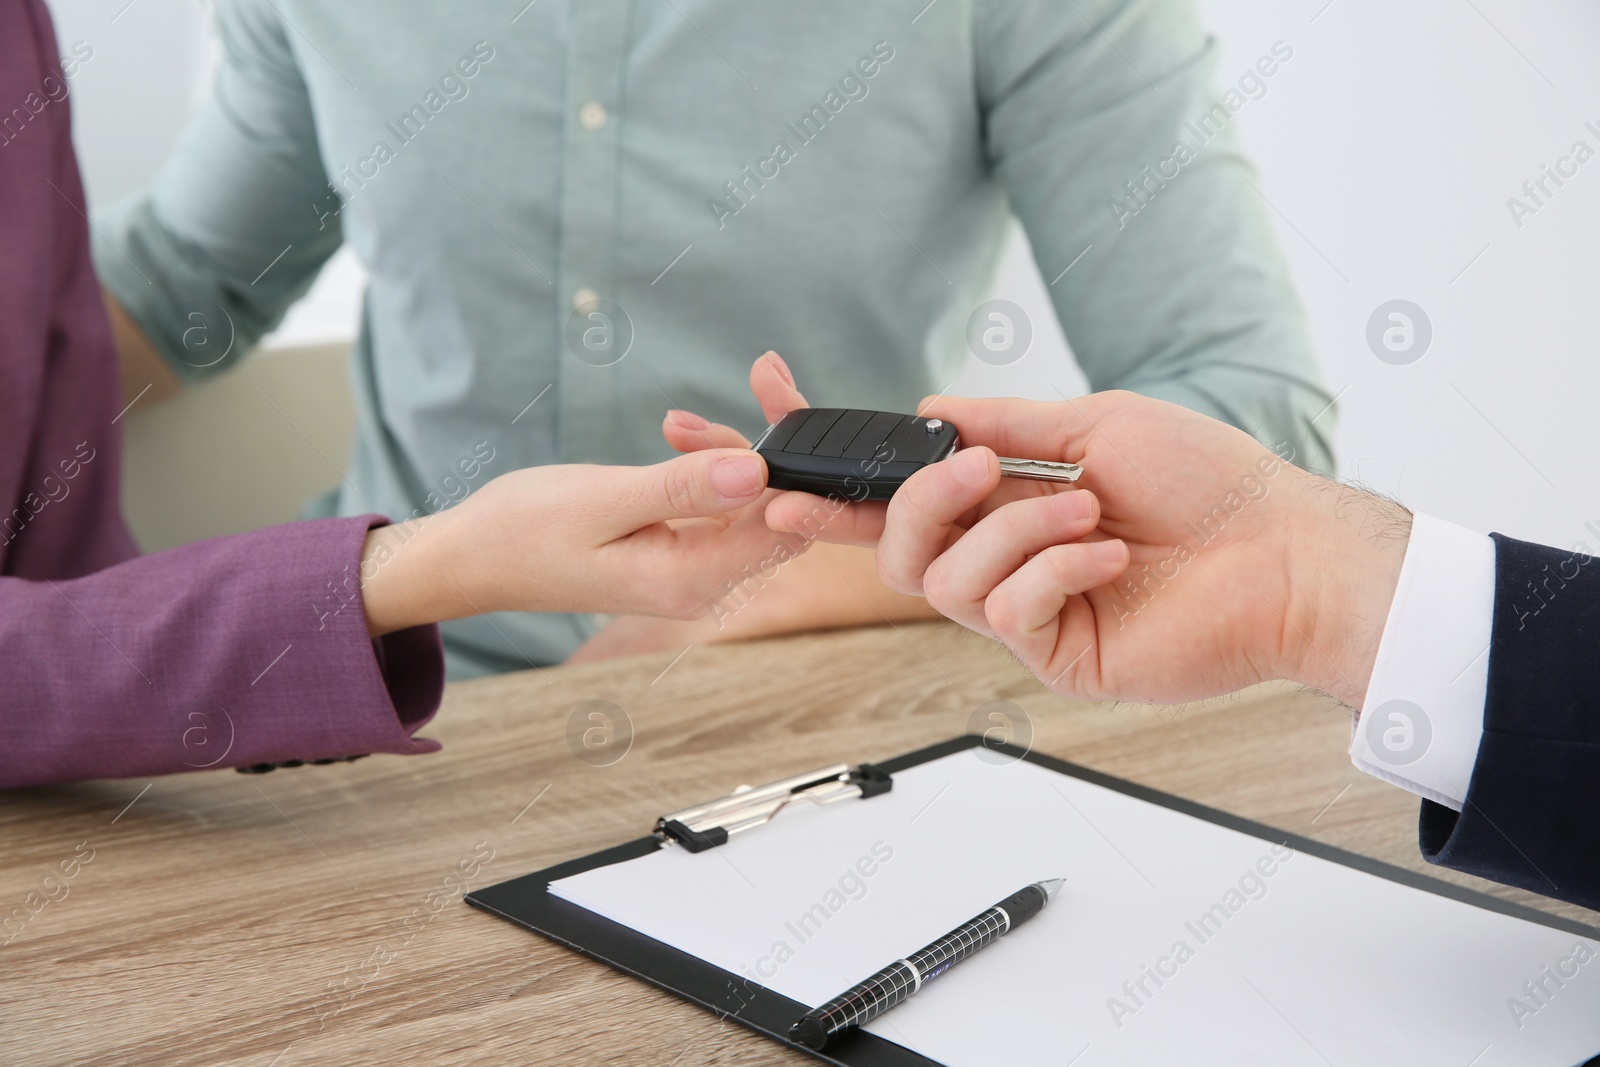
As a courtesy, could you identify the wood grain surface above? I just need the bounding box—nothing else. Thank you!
[2,621,1595,1066]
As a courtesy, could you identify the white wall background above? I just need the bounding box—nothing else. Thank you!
[48,0,1600,551]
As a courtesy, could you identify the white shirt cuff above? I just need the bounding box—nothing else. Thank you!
[1348,514,1494,812]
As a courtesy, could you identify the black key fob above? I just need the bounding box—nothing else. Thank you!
[754,408,958,501]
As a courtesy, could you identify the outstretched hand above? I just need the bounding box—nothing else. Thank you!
[360,443,810,635]
[765,390,1410,708]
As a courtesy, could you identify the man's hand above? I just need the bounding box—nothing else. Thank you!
[359,447,809,636]
[766,391,1412,709]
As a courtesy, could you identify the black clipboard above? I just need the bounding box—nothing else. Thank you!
[466,734,1599,1067]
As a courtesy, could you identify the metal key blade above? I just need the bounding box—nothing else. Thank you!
[997,457,1084,484]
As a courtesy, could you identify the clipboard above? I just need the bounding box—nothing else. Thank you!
[466,735,1600,1066]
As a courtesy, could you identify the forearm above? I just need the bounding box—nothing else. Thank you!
[1417,532,1600,909]
[104,291,183,406]
[88,1,346,390]
[2,516,442,788]
[981,2,1334,473]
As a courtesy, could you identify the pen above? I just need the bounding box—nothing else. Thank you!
[788,877,1064,1050]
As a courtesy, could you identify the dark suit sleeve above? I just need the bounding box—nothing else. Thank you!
[1418,533,1600,911]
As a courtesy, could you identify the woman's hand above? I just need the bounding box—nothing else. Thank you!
[359,446,809,636]
[559,351,939,662]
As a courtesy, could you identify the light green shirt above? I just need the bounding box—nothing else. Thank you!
[95,0,1334,677]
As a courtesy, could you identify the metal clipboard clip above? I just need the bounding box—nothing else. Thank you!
[655,762,893,853]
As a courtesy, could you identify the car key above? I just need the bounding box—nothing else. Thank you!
[753,407,1083,501]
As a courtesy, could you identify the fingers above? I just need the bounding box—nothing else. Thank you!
[659,351,806,455]
[763,492,889,547]
[751,351,808,424]
[983,539,1129,673]
[656,509,814,619]
[877,447,1002,595]
[921,490,1101,634]
[767,474,1007,552]
[918,393,1098,464]
[608,449,768,535]
[662,409,752,453]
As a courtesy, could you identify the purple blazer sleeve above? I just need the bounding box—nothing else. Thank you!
[0,0,446,790]
[1,515,444,788]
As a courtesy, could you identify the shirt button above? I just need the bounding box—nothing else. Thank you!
[578,101,608,131]
[572,287,601,312]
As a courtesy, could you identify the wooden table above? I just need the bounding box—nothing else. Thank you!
[4,622,1595,1065]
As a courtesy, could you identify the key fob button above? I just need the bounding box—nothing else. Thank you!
[784,408,846,454]
[885,415,957,465]
[843,411,906,459]
[813,409,876,457]
[754,409,809,453]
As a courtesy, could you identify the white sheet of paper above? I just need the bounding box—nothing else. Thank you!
[551,749,1600,1066]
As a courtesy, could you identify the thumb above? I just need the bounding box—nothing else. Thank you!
[609,449,768,532]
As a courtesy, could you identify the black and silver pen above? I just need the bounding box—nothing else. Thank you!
[788,878,1064,1051]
